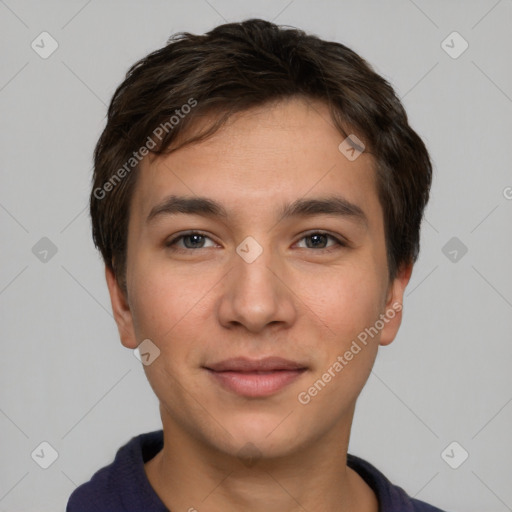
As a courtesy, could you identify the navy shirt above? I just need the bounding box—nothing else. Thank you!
[67,430,448,512]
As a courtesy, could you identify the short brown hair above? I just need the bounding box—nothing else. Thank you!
[90,18,432,293]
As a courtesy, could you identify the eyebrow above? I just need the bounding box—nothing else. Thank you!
[146,194,368,227]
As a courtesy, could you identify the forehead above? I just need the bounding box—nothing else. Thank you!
[131,97,381,228]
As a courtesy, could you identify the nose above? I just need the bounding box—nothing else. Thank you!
[217,240,297,334]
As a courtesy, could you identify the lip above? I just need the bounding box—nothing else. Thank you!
[205,357,307,372]
[204,357,308,398]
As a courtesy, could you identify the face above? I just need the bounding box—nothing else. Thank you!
[106,97,411,460]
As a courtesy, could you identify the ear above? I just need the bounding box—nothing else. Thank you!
[105,265,138,349]
[379,262,413,347]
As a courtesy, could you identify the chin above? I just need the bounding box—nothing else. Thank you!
[207,412,307,461]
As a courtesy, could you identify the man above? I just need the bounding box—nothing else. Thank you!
[67,18,447,512]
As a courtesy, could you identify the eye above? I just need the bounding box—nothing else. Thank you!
[165,230,347,253]
[165,231,217,251]
[295,231,346,251]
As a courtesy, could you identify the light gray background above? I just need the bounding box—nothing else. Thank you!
[1,1,511,511]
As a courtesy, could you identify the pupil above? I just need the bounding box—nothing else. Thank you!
[309,234,326,248]
[186,235,203,248]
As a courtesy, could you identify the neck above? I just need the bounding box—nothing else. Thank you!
[144,413,378,512]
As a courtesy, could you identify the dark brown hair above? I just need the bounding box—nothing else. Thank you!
[90,18,432,293]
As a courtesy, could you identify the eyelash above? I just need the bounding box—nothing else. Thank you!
[165,231,347,253]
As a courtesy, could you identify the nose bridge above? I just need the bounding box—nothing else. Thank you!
[218,234,295,332]
[235,236,277,292]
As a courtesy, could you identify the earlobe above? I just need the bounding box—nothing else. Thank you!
[379,262,413,347]
[104,265,138,349]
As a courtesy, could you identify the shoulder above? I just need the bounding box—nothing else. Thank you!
[66,430,165,512]
[347,453,450,512]
[66,450,122,512]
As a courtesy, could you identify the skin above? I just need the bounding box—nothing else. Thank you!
[105,96,412,512]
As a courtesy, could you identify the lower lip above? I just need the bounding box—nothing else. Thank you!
[206,369,306,397]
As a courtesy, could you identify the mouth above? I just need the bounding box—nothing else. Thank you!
[203,357,308,398]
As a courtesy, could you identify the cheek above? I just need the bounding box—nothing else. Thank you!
[128,263,186,342]
[295,270,383,413]
[300,261,386,340]
[127,256,218,361]
[129,267,203,394]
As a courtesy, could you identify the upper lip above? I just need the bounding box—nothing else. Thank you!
[204,357,307,372]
